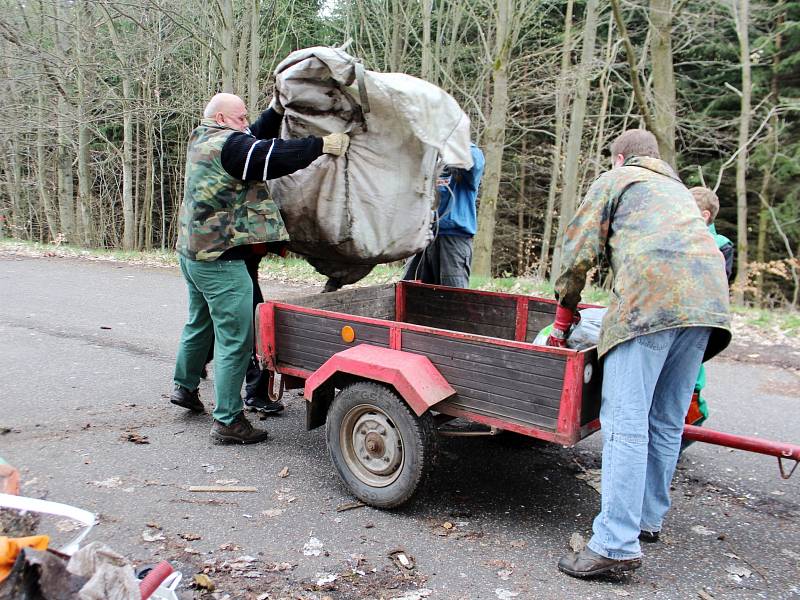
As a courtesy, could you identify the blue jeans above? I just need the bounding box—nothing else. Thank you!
[587,326,711,560]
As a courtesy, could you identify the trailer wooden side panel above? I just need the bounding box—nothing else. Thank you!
[275,309,391,372]
[401,330,567,431]
[525,300,558,342]
[403,285,518,340]
[289,284,396,320]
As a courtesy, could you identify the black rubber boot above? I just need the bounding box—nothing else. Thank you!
[169,386,204,413]
[211,413,269,444]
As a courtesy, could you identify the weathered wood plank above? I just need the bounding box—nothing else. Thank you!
[439,396,558,430]
[402,331,567,373]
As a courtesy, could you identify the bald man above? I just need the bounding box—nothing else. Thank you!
[171,92,349,444]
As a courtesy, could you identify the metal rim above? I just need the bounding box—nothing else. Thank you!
[339,403,404,488]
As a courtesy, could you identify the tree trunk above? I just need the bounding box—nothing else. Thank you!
[733,0,751,304]
[649,0,677,167]
[247,0,260,116]
[37,88,58,241]
[550,0,600,281]
[219,0,235,92]
[75,0,93,246]
[421,0,434,81]
[54,0,75,243]
[472,0,516,278]
[539,0,574,279]
[755,10,782,302]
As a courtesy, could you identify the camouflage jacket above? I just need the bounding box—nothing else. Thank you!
[554,156,731,360]
[176,120,289,261]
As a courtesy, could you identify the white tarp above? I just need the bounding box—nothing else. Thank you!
[268,46,473,285]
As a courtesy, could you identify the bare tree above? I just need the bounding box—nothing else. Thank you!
[550,0,601,281]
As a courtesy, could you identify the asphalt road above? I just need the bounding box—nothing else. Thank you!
[0,255,798,599]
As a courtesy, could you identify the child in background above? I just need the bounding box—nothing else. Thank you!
[685,187,735,434]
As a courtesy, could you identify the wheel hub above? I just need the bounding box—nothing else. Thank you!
[349,411,403,480]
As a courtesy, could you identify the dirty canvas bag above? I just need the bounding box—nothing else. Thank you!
[269,46,473,285]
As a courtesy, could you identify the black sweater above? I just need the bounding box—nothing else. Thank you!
[218,108,322,261]
[219,107,323,181]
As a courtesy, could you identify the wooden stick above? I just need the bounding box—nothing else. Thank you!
[188,486,258,493]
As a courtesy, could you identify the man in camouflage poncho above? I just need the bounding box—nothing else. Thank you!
[171,92,349,444]
[550,130,732,578]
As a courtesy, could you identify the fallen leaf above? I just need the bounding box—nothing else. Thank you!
[391,590,432,600]
[781,548,800,561]
[497,568,513,581]
[575,468,602,494]
[265,562,294,572]
[89,477,122,488]
[303,537,324,557]
[336,501,366,512]
[121,431,149,444]
[188,486,257,493]
[194,573,215,591]
[219,543,240,551]
[146,522,161,530]
[179,532,201,541]
[184,547,200,555]
[691,525,716,536]
[725,564,752,581]
[569,532,586,552]
[142,530,165,542]
[316,572,337,585]
[278,466,289,478]
[55,520,82,533]
[697,591,715,600]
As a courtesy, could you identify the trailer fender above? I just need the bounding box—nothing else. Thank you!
[304,345,456,429]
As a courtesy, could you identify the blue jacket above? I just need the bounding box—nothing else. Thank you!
[436,144,485,237]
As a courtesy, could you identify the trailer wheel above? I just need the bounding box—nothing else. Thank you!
[326,381,437,508]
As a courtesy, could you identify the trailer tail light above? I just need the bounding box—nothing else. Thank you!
[341,325,356,343]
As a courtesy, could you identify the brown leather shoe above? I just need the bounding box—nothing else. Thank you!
[211,412,269,444]
[558,547,641,578]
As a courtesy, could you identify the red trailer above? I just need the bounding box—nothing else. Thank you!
[255,281,799,508]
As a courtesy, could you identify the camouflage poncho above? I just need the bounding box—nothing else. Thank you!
[554,156,731,360]
[176,120,289,261]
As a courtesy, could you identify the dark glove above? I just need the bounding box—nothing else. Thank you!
[546,305,580,348]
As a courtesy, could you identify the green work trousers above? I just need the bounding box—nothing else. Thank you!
[173,255,253,425]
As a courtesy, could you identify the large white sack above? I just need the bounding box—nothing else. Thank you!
[268,46,472,285]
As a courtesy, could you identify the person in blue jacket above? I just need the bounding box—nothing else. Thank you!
[403,143,485,288]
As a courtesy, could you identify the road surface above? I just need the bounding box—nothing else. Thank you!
[1,255,798,599]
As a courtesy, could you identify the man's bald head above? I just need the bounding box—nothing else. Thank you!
[203,93,249,132]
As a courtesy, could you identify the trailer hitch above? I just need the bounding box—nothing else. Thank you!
[778,454,799,480]
[267,370,285,403]
[682,424,800,480]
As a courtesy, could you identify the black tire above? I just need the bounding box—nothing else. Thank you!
[325,381,437,509]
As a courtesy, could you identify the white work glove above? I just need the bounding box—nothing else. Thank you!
[322,132,350,156]
[268,91,284,115]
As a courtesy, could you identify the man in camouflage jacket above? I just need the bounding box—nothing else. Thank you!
[551,130,732,578]
[171,92,349,444]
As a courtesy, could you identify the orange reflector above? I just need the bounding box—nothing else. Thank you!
[341,325,355,343]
